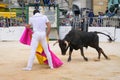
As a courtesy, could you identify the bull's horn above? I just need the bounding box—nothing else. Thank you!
[53,40,58,46]
[64,40,69,48]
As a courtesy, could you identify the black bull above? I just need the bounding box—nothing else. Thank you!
[54,29,113,62]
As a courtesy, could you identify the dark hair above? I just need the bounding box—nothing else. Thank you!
[33,9,40,15]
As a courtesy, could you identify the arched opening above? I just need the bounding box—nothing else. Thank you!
[72,4,80,16]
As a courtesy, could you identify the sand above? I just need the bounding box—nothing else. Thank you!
[0,41,120,80]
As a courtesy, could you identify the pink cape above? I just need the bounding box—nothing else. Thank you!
[19,28,33,45]
[19,28,63,68]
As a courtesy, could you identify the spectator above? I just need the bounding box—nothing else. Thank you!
[92,19,99,27]
[105,7,109,14]
[42,0,56,10]
[34,0,40,9]
[98,12,104,27]
[106,7,117,17]
[80,18,85,31]
[88,9,94,26]
[48,0,56,10]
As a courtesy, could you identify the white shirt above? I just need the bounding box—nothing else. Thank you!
[29,13,49,32]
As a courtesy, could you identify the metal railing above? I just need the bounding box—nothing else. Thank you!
[1,15,120,28]
[88,16,120,28]
[0,17,26,27]
[59,16,120,32]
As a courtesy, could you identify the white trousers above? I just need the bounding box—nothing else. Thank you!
[26,31,53,69]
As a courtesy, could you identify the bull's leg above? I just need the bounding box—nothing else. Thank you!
[80,47,88,61]
[99,47,109,59]
[95,48,101,60]
[68,47,73,62]
[96,47,109,60]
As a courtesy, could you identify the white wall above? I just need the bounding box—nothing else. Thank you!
[59,26,72,39]
[73,0,86,8]
[59,26,120,42]
[0,27,25,41]
[115,29,120,42]
[0,27,120,42]
[88,27,115,42]
[88,27,120,42]
[0,27,58,41]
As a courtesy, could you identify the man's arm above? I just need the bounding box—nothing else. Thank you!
[46,22,51,37]
[25,17,32,28]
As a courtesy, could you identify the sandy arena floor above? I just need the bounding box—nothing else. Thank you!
[0,41,120,80]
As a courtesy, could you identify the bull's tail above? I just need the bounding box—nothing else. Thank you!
[94,31,114,42]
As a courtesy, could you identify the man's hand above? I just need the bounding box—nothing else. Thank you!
[46,22,51,37]
[25,24,31,28]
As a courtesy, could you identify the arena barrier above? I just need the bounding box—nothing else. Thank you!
[0,26,58,41]
[59,26,120,42]
[59,26,72,39]
[88,16,120,28]
[88,27,115,42]
[0,26,120,42]
[0,27,25,41]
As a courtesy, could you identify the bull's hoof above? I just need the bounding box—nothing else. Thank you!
[84,58,88,61]
[67,58,71,62]
[106,57,111,60]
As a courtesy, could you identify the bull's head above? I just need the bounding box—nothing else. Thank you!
[53,40,69,55]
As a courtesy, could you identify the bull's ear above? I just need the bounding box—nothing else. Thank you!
[64,40,69,48]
